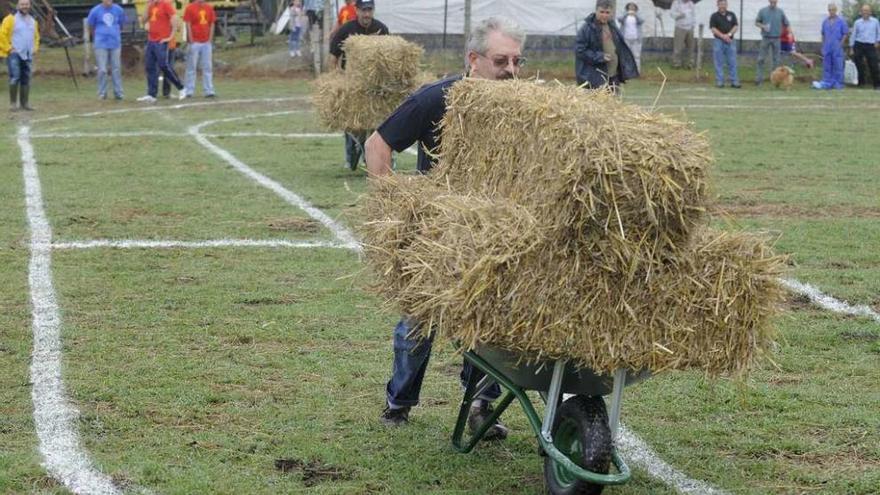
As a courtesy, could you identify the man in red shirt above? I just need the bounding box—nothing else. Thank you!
[137,0,184,102]
[183,0,216,97]
[329,0,356,38]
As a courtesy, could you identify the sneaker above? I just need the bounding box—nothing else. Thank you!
[98,94,107,100]
[289,51,296,57]
[114,94,124,100]
[380,406,410,426]
[177,90,187,101]
[467,403,509,441]
[204,93,216,98]
[731,84,742,89]
[136,95,157,103]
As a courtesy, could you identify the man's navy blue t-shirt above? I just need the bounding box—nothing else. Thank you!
[377,75,463,173]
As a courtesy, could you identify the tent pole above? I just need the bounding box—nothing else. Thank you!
[738,0,743,52]
[443,0,448,50]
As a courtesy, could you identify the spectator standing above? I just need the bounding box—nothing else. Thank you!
[618,3,644,72]
[329,0,389,169]
[849,3,880,89]
[0,0,39,111]
[575,0,638,90]
[161,16,183,98]
[814,3,849,90]
[710,0,740,88]
[330,0,356,38]
[755,0,790,85]
[87,0,126,100]
[288,0,305,57]
[670,0,696,69]
[365,17,526,437]
[303,0,323,29]
[183,0,216,97]
[138,0,184,102]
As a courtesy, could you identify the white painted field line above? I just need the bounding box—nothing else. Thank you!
[19,125,121,495]
[53,239,350,250]
[29,131,339,140]
[31,96,311,123]
[188,113,362,252]
[618,426,729,495]
[781,278,880,323]
[655,104,880,110]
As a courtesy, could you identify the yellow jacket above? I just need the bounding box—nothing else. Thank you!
[0,13,40,58]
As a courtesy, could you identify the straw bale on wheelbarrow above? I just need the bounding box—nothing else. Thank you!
[361,79,784,376]
[312,35,430,133]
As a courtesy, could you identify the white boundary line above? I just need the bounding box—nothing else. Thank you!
[188,112,362,252]
[53,239,349,250]
[781,278,880,323]
[31,97,311,123]
[19,125,121,495]
[29,131,339,139]
[618,426,729,495]
[655,104,880,110]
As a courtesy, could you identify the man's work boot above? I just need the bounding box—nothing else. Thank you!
[9,84,18,111]
[19,85,33,111]
[468,402,509,441]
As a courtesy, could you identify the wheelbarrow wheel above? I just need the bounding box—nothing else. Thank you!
[543,395,612,495]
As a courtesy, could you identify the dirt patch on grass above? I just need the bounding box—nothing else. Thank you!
[267,217,321,233]
[274,458,353,487]
[838,330,880,342]
[713,202,880,219]
[236,294,300,305]
[784,293,813,312]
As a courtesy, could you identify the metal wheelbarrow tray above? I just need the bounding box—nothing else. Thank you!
[452,345,651,494]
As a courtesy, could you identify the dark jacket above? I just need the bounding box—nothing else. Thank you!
[575,14,639,87]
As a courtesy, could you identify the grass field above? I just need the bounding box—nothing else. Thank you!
[1,44,879,495]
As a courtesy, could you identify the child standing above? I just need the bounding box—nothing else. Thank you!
[618,3,644,72]
[288,0,304,57]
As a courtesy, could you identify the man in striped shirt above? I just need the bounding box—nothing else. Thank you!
[850,3,880,89]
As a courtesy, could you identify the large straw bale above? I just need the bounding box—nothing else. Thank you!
[344,35,424,90]
[313,72,416,132]
[312,36,430,132]
[361,79,784,376]
[435,79,712,267]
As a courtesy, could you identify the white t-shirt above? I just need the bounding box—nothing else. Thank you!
[623,15,639,40]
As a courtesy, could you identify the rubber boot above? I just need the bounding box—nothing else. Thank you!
[9,84,18,111]
[19,85,33,111]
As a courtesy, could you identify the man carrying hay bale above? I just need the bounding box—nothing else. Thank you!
[363,17,526,436]
[328,0,389,170]
[575,0,638,91]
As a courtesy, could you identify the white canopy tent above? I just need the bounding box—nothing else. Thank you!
[372,1,836,42]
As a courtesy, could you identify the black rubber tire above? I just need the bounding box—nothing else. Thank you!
[542,395,612,495]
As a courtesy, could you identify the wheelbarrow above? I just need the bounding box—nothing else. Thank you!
[452,345,651,494]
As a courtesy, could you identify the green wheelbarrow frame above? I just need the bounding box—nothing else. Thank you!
[451,346,650,487]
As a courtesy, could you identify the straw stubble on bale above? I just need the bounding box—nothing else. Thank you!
[361,79,784,376]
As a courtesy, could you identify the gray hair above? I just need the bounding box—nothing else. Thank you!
[465,17,526,63]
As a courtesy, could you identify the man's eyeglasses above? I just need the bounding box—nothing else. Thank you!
[477,52,527,68]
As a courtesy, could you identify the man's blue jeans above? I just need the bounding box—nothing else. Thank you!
[145,41,182,97]
[386,317,501,408]
[7,52,32,86]
[95,47,123,98]
[185,42,214,96]
[712,38,739,87]
[756,37,780,84]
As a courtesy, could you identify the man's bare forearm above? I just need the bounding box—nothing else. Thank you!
[365,131,393,177]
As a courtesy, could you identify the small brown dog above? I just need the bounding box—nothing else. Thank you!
[770,66,795,89]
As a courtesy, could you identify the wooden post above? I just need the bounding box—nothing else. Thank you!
[463,0,471,49]
[83,18,91,76]
[695,23,703,78]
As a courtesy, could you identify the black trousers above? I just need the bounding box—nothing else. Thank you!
[852,42,880,88]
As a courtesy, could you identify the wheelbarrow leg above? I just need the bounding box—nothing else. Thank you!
[607,368,627,439]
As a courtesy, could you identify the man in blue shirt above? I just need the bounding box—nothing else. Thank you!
[754,0,789,85]
[364,17,525,439]
[815,3,849,90]
[850,3,880,89]
[87,0,127,99]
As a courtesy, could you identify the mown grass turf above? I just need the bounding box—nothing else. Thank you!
[1,58,878,494]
